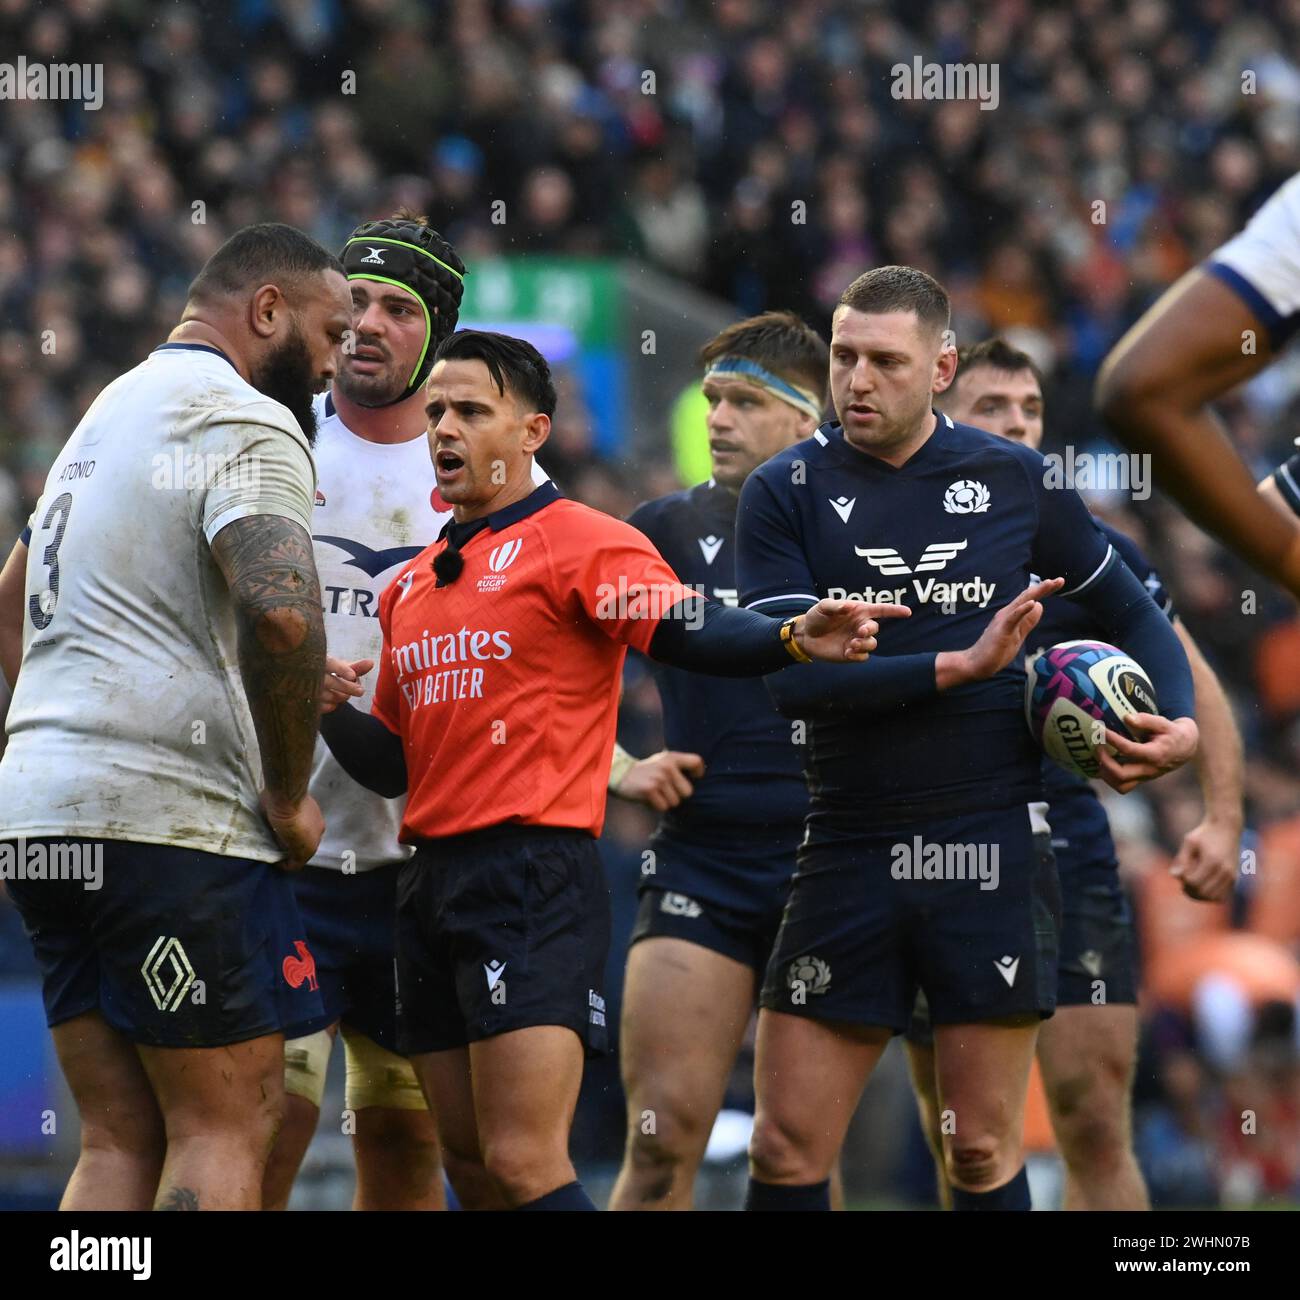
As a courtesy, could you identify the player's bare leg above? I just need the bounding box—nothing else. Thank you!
[1036,1004,1148,1209]
[351,1105,444,1209]
[412,1046,506,1210]
[52,1011,165,1210]
[262,1092,323,1210]
[749,1010,891,1191]
[343,1027,444,1210]
[263,1023,337,1210]
[467,1024,587,1207]
[904,1038,952,1210]
[609,937,754,1210]
[137,1032,286,1210]
[932,1017,1038,1200]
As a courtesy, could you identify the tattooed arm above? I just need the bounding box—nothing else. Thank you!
[210,513,326,868]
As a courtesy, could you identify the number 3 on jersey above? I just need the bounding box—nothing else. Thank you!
[29,492,72,630]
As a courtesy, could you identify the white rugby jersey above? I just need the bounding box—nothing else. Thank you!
[0,343,316,861]
[308,391,550,872]
[1207,171,1300,345]
[308,391,446,872]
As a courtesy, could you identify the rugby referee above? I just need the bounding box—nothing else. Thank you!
[318,328,906,1211]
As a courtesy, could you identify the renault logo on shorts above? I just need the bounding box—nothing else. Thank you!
[141,936,195,1012]
[489,539,523,572]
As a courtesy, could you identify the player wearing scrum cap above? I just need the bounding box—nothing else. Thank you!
[262,211,554,1211]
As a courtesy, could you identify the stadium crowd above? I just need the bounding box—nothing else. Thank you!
[1,0,1299,1205]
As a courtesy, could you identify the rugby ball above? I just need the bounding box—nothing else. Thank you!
[1025,640,1157,779]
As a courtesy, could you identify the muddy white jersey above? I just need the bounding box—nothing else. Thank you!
[0,343,315,861]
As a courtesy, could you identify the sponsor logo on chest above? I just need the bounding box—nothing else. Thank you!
[828,537,996,608]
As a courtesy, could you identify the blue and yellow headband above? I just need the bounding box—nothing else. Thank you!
[701,355,823,423]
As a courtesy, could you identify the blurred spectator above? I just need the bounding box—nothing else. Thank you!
[3,0,1300,1207]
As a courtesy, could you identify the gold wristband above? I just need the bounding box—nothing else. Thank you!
[780,616,812,663]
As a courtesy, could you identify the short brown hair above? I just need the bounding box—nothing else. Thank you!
[698,310,828,406]
[837,265,950,337]
[945,338,1044,403]
[390,206,430,225]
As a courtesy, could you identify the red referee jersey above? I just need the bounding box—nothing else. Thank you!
[372,481,693,840]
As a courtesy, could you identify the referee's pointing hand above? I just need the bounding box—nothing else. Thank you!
[795,599,911,663]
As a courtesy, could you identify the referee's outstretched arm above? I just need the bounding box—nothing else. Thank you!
[646,592,896,676]
[319,702,407,797]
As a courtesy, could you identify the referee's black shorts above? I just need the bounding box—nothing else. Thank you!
[395,824,610,1057]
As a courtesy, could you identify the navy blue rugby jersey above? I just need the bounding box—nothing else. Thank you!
[627,480,809,837]
[735,413,1117,824]
[1030,518,1175,875]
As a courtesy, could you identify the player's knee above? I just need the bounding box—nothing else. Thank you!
[441,1147,497,1208]
[355,1109,441,1176]
[480,1134,561,1202]
[81,1109,166,1167]
[1049,1070,1131,1167]
[626,1092,707,1170]
[274,1091,321,1154]
[161,1082,283,1152]
[945,1138,1004,1189]
[749,1111,816,1184]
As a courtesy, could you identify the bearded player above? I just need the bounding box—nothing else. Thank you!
[736,266,1199,1211]
[0,224,348,1209]
[1097,170,1300,598]
[317,328,905,1210]
[903,338,1243,1210]
[605,314,1061,1209]
[261,211,467,1211]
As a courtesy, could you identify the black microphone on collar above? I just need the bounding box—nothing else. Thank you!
[433,517,491,586]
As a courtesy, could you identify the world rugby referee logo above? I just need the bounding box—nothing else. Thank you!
[479,538,523,592]
[786,954,831,997]
[943,479,991,514]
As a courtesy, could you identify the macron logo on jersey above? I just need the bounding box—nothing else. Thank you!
[698,535,724,565]
[829,496,856,523]
[395,571,416,602]
[315,535,423,579]
[359,247,387,264]
[855,540,968,576]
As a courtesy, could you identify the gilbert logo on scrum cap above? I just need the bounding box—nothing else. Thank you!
[359,247,386,264]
